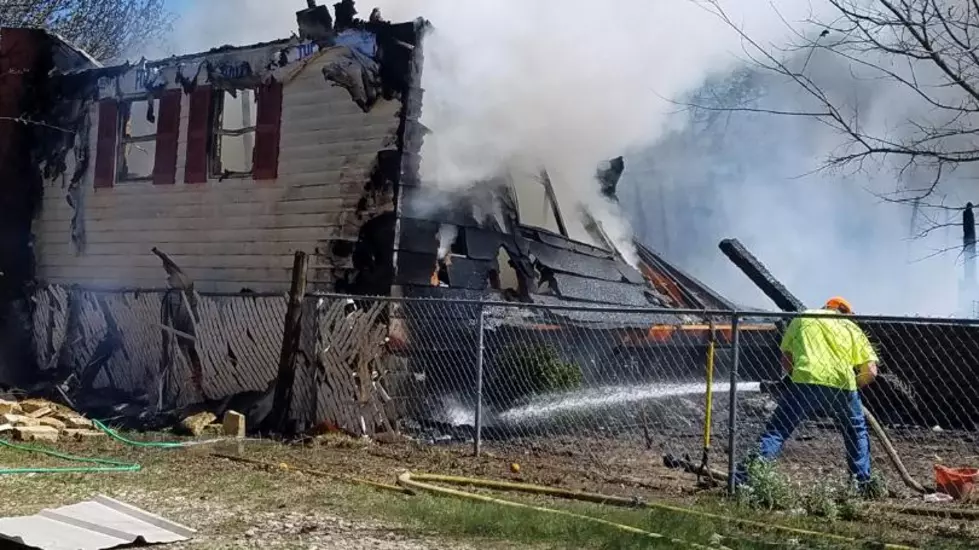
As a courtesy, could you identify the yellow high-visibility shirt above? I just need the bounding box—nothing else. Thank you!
[779,309,879,391]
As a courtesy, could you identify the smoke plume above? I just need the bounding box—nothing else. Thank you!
[619,52,972,316]
[156,1,968,315]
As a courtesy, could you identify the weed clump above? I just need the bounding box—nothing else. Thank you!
[488,344,583,407]
[738,461,885,521]
[735,458,797,511]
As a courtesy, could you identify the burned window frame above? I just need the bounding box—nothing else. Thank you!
[208,87,258,179]
[115,96,159,183]
[509,170,568,238]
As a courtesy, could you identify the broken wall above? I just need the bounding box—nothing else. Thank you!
[32,20,422,295]
[0,29,60,386]
[31,283,409,435]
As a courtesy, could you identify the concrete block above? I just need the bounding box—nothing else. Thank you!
[26,406,52,419]
[180,412,217,437]
[38,416,66,432]
[0,400,20,416]
[222,411,246,439]
[3,414,39,427]
[60,416,94,429]
[14,426,60,443]
[65,429,106,441]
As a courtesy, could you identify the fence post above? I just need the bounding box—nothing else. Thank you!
[269,251,309,436]
[726,312,742,495]
[474,304,486,457]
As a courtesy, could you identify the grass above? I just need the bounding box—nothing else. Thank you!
[0,435,977,549]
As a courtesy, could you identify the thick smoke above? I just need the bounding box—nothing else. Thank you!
[161,1,836,262]
[619,50,973,316]
[371,0,841,267]
[157,1,967,314]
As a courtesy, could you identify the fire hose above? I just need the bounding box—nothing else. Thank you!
[0,420,945,546]
[862,405,930,494]
[211,453,916,549]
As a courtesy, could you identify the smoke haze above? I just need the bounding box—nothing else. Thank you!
[155,1,971,316]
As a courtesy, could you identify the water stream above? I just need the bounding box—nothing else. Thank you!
[436,381,763,428]
[499,381,762,423]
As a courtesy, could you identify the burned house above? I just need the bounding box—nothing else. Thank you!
[0,2,762,436]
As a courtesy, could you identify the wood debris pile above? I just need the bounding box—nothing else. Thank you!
[0,398,106,443]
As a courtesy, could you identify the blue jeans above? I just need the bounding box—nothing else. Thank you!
[738,382,872,483]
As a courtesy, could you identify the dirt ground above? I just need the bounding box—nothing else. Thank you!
[1,427,978,549]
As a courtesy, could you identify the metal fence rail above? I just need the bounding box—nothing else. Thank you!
[26,286,979,497]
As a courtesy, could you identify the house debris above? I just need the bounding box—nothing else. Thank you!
[0,398,103,442]
[3,1,748,439]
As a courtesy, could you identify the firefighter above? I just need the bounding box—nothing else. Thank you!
[736,296,879,491]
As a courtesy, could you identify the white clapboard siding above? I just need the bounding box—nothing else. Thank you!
[35,47,402,293]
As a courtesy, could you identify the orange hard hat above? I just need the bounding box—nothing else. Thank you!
[824,296,853,314]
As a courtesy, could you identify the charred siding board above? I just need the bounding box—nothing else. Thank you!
[399,187,481,227]
[445,257,493,290]
[395,251,437,286]
[617,261,645,284]
[397,218,438,254]
[550,273,651,307]
[530,229,613,259]
[34,47,403,292]
[529,295,681,327]
[529,241,622,281]
[464,227,503,261]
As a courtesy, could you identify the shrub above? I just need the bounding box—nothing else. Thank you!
[802,481,841,520]
[735,458,797,511]
[861,472,889,501]
[487,344,583,407]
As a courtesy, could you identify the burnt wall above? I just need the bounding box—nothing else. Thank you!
[0,29,53,386]
[334,19,426,296]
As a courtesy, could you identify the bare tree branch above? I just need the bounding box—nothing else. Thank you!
[700,0,979,220]
[0,0,174,61]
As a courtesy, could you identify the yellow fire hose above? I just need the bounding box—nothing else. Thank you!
[397,472,714,549]
[400,473,917,549]
[213,452,916,549]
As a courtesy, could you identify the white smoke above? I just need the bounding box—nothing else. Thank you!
[374,0,839,265]
[619,46,975,316]
[160,1,834,258]
[155,1,965,314]
[436,223,457,259]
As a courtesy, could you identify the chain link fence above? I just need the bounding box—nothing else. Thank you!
[26,286,979,498]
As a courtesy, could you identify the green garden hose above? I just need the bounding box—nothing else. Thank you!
[92,419,231,448]
[0,419,227,475]
[0,439,141,475]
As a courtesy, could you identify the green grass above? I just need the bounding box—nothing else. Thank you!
[335,482,935,550]
[1,436,977,549]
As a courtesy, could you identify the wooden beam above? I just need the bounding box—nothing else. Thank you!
[268,251,309,435]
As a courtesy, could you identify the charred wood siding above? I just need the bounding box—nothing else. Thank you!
[34,48,403,292]
[0,28,50,385]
